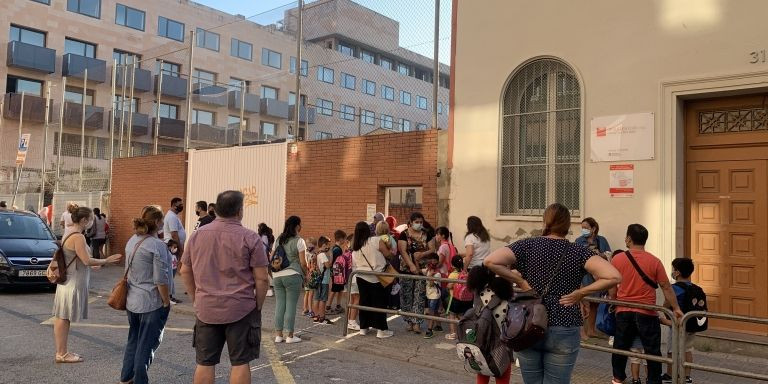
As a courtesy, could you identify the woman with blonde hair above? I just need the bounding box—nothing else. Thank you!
[119,205,173,384]
[52,206,123,363]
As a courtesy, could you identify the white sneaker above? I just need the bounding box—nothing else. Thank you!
[376,330,394,339]
[608,336,614,347]
[348,321,360,331]
[274,336,285,343]
[266,289,274,297]
[285,336,302,344]
[359,328,369,336]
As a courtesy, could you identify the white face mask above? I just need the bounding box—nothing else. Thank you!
[581,228,591,237]
[412,223,423,231]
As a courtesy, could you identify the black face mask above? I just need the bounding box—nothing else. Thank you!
[195,210,201,217]
[176,204,184,213]
[209,209,216,217]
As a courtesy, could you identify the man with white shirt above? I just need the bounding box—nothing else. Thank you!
[164,197,186,304]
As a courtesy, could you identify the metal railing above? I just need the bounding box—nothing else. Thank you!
[342,270,768,383]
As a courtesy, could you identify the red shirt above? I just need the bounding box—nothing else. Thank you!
[612,249,669,316]
[181,217,268,324]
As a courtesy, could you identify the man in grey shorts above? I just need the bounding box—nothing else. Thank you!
[181,190,269,384]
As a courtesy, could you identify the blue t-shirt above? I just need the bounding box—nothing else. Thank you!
[673,281,688,309]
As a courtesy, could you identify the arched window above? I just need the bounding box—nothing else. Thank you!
[500,58,581,216]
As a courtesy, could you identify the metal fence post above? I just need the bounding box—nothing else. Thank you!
[431,0,440,130]
[184,29,195,152]
[154,60,164,155]
[55,77,66,192]
[39,82,52,210]
[78,69,87,192]
[108,59,117,192]
[11,93,26,207]
[239,80,246,146]
[118,63,128,158]
[126,57,137,157]
[293,0,303,142]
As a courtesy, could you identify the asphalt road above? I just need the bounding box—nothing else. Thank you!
[0,286,463,384]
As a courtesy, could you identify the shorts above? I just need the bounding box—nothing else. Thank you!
[448,298,473,315]
[331,283,345,293]
[350,277,359,295]
[193,307,261,366]
[426,298,440,313]
[629,337,645,365]
[667,330,695,354]
[314,283,329,302]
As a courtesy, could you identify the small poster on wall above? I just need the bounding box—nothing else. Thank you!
[366,204,377,222]
[609,164,635,198]
[591,113,654,162]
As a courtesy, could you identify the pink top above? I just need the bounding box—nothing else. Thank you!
[181,217,268,324]
[438,240,457,274]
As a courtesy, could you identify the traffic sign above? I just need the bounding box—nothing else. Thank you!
[16,133,30,166]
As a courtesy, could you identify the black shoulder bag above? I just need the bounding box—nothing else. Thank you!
[625,251,658,289]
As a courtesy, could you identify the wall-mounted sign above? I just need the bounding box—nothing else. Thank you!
[16,133,31,166]
[366,204,376,222]
[609,164,634,198]
[591,113,654,162]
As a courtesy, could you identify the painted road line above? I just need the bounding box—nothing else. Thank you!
[251,348,331,372]
[261,338,297,384]
[39,317,192,332]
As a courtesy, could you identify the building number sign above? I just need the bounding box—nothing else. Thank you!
[750,50,767,64]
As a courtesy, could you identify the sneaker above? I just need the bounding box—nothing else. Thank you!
[335,305,344,313]
[347,322,360,331]
[266,289,274,297]
[434,325,444,332]
[319,318,333,325]
[685,377,693,384]
[274,336,285,343]
[630,379,642,384]
[305,311,315,318]
[661,373,673,383]
[376,330,394,339]
[302,310,310,316]
[424,329,434,339]
[285,336,302,344]
[359,328,369,336]
[170,297,182,305]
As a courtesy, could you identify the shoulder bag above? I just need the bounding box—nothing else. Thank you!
[360,249,397,287]
[625,250,658,289]
[46,233,78,284]
[108,236,150,310]
[501,242,569,352]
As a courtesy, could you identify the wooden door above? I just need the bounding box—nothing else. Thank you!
[687,160,768,334]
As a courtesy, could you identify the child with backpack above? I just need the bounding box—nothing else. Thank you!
[312,236,333,324]
[660,258,706,384]
[302,237,317,317]
[327,230,347,315]
[344,234,363,331]
[423,254,442,339]
[445,255,473,340]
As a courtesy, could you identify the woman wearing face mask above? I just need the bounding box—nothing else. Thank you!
[575,217,612,340]
[52,207,123,363]
[397,212,436,333]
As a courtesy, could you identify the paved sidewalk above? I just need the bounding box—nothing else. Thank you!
[90,267,768,383]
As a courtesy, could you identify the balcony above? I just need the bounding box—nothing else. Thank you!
[63,102,104,130]
[153,117,185,140]
[154,74,188,99]
[289,105,316,124]
[189,123,226,144]
[192,84,228,107]
[6,41,56,73]
[111,111,150,136]
[116,66,152,93]
[227,91,260,114]
[62,54,107,83]
[260,98,290,119]
[2,93,51,123]
[224,127,261,144]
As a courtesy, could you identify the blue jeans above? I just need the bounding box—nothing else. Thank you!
[516,326,581,384]
[120,305,170,384]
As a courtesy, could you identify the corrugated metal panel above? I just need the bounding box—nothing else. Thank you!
[51,191,107,236]
[0,193,40,211]
[186,143,287,235]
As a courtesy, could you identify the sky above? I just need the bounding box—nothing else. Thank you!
[192,0,452,64]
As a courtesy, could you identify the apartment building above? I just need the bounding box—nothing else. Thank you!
[0,0,449,192]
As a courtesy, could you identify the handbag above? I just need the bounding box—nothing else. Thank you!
[46,233,77,284]
[108,236,150,310]
[596,300,616,336]
[360,249,397,287]
[501,244,569,352]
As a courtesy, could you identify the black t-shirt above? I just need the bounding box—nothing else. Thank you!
[197,215,214,228]
[331,245,343,262]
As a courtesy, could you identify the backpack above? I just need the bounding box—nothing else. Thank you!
[269,244,290,273]
[308,266,324,290]
[675,282,708,333]
[452,270,474,302]
[332,253,349,285]
[456,295,511,378]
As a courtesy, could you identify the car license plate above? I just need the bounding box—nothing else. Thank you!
[18,270,47,277]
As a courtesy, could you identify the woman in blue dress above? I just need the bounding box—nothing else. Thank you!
[575,217,611,340]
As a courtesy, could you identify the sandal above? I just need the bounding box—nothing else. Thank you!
[55,352,84,363]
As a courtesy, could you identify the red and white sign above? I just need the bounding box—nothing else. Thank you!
[591,113,654,162]
[609,164,634,197]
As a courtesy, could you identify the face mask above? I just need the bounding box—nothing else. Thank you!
[196,210,201,217]
[581,228,591,237]
[412,223,423,231]
[176,204,184,213]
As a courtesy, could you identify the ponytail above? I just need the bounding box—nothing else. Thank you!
[133,205,163,236]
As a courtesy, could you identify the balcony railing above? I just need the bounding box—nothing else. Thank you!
[153,117,185,140]
[289,105,316,124]
[62,102,104,130]
[62,54,107,83]
[192,84,228,107]
[227,91,260,114]
[154,74,188,99]
[2,93,51,123]
[116,66,152,92]
[260,98,290,119]
[6,41,56,73]
[111,111,150,136]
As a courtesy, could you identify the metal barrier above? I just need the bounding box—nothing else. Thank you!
[677,310,768,382]
[342,270,768,383]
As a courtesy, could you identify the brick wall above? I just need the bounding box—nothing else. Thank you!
[286,130,438,240]
[110,153,187,254]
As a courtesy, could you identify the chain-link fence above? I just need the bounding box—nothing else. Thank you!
[1,0,451,208]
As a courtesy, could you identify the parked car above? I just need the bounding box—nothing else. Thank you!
[0,209,58,288]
